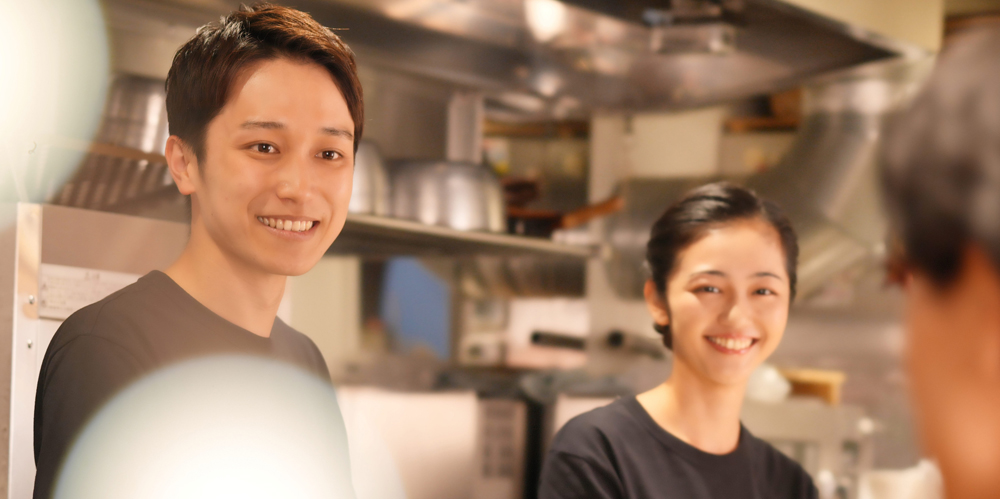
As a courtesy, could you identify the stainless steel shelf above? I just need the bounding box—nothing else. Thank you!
[328,213,595,258]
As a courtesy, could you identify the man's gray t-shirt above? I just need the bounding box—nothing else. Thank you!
[539,396,818,499]
[33,271,333,499]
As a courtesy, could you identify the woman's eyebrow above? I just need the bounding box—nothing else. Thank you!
[690,270,727,278]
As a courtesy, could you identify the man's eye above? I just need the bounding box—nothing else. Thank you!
[253,143,276,154]
[319,150,342,161]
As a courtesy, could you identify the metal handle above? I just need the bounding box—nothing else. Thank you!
[530,331,587,350]
[606,329,665,359]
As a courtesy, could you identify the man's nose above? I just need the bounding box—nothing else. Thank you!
[275,156,312,202]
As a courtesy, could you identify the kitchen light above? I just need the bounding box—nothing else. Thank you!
[525,0,568,43]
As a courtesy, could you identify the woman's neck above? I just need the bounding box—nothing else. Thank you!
[636,360,746,454]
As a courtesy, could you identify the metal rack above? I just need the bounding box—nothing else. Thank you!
[332,213,594,259]
[46,141,595,260]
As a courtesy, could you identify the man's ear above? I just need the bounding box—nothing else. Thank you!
[644,279,670,329]
[165,136,198,196]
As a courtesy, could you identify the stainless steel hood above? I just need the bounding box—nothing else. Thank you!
[602,58,933,301]
[298,0,914,116]
[109,0,919,118]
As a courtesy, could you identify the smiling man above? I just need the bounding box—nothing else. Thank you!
[32,4,363,498]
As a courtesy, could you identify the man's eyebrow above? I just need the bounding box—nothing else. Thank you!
[321,127,354,140]
[239,121,353,140]
[689,270,785,280]
[241,120,285,130]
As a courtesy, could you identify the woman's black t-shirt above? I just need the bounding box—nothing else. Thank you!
[538,396,818,499]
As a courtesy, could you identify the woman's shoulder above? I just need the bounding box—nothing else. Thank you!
[549,397,646,456]
[742,428,818,496]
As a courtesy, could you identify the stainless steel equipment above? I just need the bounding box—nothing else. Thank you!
[460,256,586,297]
[389,161,505,233]
[94,73,170,154]
[99,0,917,123]
[54,73,180,218]
[349,141,391,216]
[292,0,914,116]
[602,60,931,300]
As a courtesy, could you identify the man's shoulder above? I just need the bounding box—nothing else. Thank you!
[51,274,161,350]
[270,318,330,380]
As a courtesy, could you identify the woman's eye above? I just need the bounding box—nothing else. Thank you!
[755,288,776,296]
[319,150,342,161]
[253,143,276,154]
[697,286,721,293]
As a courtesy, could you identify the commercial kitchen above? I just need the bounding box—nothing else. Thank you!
[1,0,996,498]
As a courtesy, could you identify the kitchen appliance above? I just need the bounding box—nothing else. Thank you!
[458,298,590,370]
[349,141,390,216]
[335,387,480,499]
[389,160,505,233]
[601,62,930,300]
[461,255,586,298]
[53,73,179,218]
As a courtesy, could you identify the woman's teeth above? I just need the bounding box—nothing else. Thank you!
[257,217,314,232]
[707,336,754,351]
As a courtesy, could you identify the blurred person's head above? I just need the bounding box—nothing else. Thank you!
[881,26,1000,498]
[644,182,798,386]
[164,3,362,276]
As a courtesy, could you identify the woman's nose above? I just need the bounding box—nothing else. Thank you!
[722,295,754,328]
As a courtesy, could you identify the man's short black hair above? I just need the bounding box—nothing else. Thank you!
[165,3,364,161]
[880,26,1000,286]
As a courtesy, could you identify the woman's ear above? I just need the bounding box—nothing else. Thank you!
[644,279,670,328]
[165,135,199,196]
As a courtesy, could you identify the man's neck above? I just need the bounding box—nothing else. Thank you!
[165,225,286,338]
[636,361,746,455]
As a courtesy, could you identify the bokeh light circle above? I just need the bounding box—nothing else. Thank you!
[54,356,355,499]
[0,0,109,202]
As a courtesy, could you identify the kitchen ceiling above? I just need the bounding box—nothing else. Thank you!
[107,0,921,117]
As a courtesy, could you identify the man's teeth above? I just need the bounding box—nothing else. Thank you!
[257,217,314,232]
[707,336,754,351]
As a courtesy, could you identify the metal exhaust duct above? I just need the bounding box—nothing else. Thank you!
[603,59,933,300]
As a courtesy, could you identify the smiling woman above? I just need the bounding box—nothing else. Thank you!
[538,183,816,499]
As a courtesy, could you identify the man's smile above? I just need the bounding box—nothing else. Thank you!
[255,216,319,233]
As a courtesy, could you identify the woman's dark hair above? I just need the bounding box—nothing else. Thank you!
[881,26,1000,287]
[646,182,799,349]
